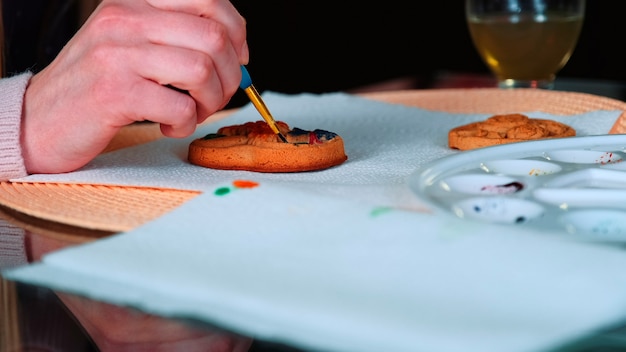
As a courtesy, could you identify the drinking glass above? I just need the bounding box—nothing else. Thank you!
[466,0,585,89]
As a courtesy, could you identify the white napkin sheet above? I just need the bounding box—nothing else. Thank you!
[5,92,626,352]
[12,92,621,194]
[6,184,626,352]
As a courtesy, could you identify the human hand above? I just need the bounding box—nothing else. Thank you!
[21,0,248,174]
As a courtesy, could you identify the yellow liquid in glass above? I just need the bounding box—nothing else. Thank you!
[468,13,583,81]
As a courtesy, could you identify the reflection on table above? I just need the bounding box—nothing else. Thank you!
[0,211,257,352]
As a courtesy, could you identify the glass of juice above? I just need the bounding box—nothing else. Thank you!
[466,0,585,89]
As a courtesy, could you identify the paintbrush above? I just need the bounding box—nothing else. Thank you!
[239,65,288,143]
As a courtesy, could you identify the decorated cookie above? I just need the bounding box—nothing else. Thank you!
[188,121,348,172]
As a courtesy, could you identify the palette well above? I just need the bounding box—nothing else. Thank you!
[409,134,626,243]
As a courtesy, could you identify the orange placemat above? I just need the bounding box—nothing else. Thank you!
[1,88,624,233]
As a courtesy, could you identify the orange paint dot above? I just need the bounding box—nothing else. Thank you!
[232,180,259,189]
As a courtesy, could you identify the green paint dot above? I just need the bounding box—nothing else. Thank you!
[214,187,231,196]
[371,206,393,217]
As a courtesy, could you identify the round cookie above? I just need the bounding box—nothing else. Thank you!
[448,114,576,150]
[188,121,348,172]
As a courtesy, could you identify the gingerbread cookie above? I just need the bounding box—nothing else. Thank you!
[188,121,347,172]
[448,113,576,150]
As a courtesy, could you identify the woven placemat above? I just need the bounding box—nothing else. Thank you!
[1,88,624,233]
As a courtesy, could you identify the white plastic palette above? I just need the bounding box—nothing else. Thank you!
[409,134,626,243]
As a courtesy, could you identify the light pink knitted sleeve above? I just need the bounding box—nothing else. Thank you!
[0,72,32,181]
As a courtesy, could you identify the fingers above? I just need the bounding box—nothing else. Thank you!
[90,1,245,126]
[137,12,242,114]
[124,39,239,123]
[144,0,248,64]
[113,74,200,138]
[115,44,230,137]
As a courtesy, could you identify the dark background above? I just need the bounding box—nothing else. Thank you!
[229,1,624,103]
[3,1,624,107]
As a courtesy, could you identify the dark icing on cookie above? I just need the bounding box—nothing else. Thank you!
[289,128,338,145]
[205,124,339,145]
[288,128,309,137]
[313,129,338,141]
[202,133,225,140]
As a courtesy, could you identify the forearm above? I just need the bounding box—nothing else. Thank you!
[0,72,31,181]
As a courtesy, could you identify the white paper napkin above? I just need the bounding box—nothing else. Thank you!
[12,92,621,191]
[5,92,626,352]
[10,92,622,211]
[6,183,626,352]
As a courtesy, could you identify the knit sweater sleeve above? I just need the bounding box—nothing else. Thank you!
[0,72,32,181]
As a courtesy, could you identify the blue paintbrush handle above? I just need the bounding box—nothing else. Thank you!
[240,65,253,89]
